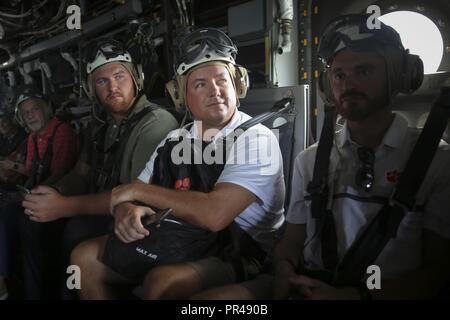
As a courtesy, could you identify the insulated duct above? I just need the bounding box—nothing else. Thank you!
[19,66,33,84]
[0,0,143,70]
[7,71,15,87]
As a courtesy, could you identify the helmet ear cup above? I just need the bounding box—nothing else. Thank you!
[318,70,334,104]
[234,65,249,99]
[83,75,94,101]
[400,53,424,94]
[14,104,25,127]
[165,77,184,111]
[135,63,145,92]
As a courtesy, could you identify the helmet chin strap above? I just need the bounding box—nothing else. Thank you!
[180,107,192,127]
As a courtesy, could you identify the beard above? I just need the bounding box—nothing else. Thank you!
[104,94,134,117]
[26,120,46,133]
[334,90,389,121]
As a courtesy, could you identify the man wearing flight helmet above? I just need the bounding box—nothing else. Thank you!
[19,40,177,299]
[267,14,450,299]
[13,89,79,186]
[71,28,285,299]
[0,88,79,300]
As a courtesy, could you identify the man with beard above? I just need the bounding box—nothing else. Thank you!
[203,14,450,300]
[0,89,80,300]
[17,40,178,299]
[14,91,80,186]
[269,14,450,300]
[70,28,285,300]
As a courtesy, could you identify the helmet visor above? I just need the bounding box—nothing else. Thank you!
[85,39,132,74]
[175,28,237,74]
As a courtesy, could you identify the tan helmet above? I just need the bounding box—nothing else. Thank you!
[82,39,144,102]
[165,28,249,112]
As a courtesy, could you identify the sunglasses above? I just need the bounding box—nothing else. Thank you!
[355,147,375,192]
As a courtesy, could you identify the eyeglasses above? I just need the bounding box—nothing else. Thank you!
[318,14,404,65]
[355,147,375,192]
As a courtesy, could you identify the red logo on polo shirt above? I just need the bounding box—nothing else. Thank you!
[386,170,400,183]
[174,177,191,191]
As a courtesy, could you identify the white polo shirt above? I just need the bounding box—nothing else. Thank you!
[138,110,286,253]
[287,114,450,279]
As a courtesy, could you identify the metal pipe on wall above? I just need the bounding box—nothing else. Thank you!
[277,0,294,54]
[0,0,143,70]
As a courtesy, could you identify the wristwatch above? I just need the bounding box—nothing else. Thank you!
[13,163,19,170]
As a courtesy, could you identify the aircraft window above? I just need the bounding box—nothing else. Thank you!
[379,11,444,74]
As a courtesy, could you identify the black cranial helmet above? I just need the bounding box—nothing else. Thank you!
[317,14,424,103]
[318,14,404,66]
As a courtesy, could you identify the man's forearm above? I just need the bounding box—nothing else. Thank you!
[133,183,224,230]
[42,172,67,187]
[273,223,306,271]
[53,160,91,195]
[54,171,89,195]
[129,182,253,231]
[11,162,28,176]
[64,191,111,216]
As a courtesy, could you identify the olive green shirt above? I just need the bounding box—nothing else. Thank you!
[56,94,178,195]
[104,94,178,183]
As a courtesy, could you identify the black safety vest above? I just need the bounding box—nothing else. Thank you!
[90,106,155,192]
